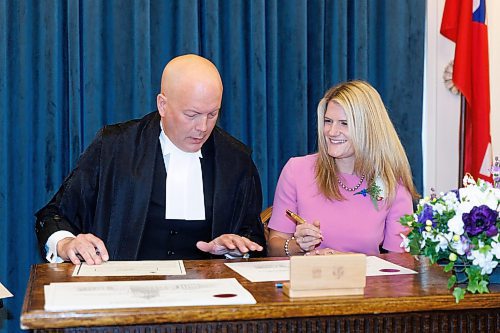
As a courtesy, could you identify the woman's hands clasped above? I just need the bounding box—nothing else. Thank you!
[293,220,323,252]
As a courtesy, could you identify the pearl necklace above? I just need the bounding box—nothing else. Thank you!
[337,174,365,192]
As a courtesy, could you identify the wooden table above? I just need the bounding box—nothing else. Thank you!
[21,254,500,332]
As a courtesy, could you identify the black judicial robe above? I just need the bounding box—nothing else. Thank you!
[137,138,214,260]
[35,111,265,260]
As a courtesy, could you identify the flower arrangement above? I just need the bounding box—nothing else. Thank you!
[400,174,500,302]
[354,177,384,210]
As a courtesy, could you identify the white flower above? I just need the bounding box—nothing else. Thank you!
[469,249,498,275]
[449,236,468,255]
[447,214,464,235]
[492,241,500,260]
[442,191,460,210]
[455,200,474,215]
[422,230,432,241]
[435,232,452,252]
[459,185,498,210]
[432,202,447,215]
[422,231,449,253]
[400,234,410,252]
[462,174,476,186]
[419,196,431,205]
[483,261,498,275]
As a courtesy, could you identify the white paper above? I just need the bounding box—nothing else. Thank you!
[366,256,417,276]
[225,260,290,282]
[44,278,255,311]
[0,282,13,299]
[72,260,186,277]
[225,256,416,282]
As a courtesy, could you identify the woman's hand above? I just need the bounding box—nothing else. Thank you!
[304,247,343,256]
[294,220,322,252]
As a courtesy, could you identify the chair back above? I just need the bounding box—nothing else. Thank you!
[260,206,273,242]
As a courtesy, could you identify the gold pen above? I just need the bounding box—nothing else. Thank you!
[286,209,307,224]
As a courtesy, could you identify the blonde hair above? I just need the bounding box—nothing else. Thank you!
[315,80,419,204]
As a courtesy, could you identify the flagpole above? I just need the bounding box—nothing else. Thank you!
[458,94,466,187]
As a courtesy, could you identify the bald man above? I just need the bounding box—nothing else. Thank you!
[35,54,265,264]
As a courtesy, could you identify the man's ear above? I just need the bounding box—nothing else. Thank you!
[157,93,167,116]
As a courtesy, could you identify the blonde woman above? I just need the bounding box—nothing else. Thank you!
[267,80,419,256]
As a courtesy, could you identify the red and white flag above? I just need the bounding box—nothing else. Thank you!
[440,0,493,182]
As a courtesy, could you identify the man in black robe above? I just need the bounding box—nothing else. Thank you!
[35,54,265,264]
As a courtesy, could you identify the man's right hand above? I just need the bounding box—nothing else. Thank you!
[57,234,109,265]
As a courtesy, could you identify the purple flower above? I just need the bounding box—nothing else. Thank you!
[461,235,473,256]
[462,205,499,237]
[418,204,434,229]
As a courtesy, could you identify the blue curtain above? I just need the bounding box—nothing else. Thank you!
[0,1,425,331]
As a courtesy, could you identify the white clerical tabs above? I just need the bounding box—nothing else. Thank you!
[282,254,366,298]
[0,282,13,299]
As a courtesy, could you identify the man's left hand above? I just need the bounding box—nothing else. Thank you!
[196,234,263,256]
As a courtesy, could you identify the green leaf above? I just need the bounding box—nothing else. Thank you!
[400,214,414,225]
[443,261,454,272]
[466,277,480,293]
[369,183,382,197]
[478,280,490,294]
[409,240,421,255]
[453,287,465,303]
[479,245,492,255]
[447,275,457,289]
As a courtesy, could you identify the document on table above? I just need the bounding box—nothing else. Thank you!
[44,278,256,311]
[366,256,417,276]
[225,260,290,282]
[225,257,417,282]
[72,260,186,277]
[0,282,13,299]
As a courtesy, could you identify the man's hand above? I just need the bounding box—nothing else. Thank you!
[196,234,263,257]
[57,234,109,265]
